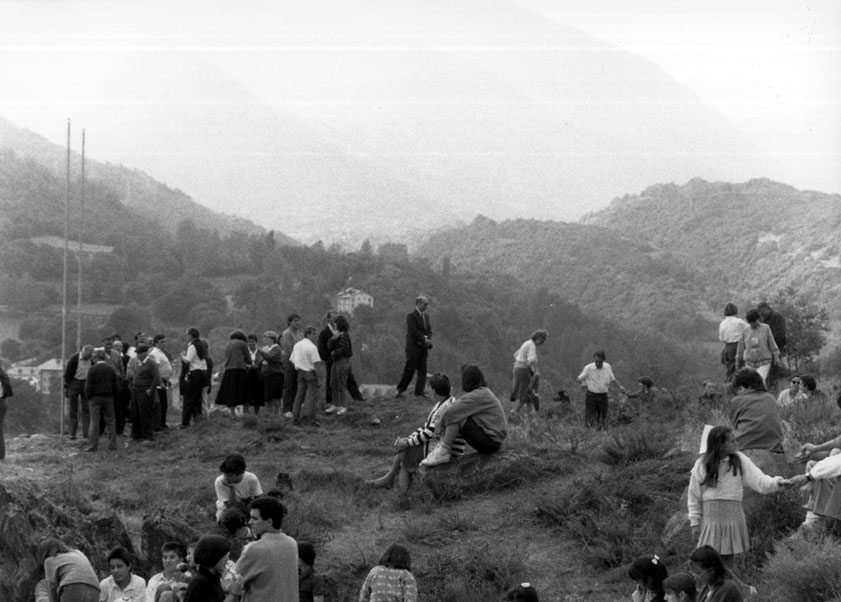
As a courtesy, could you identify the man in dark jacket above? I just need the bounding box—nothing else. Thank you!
[63,344,94,439]
[758,301,787,387]
[84,349,119,452]
[395,295,432,398]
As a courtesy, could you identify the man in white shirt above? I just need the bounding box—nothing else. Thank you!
[577,350,626,429]
[290,326,322,427]
[149,336,173,430]
[718,302,748,381]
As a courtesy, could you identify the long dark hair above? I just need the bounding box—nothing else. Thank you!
[689,545,728,586]
[461,365,487,393]
[628,555,668,598]
[700,426,741,488]
[378,543,411,571]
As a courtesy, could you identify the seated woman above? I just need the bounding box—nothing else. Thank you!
[792,435,841,535]
[368,373,466,492]
[422,365,508,466]
[214,453,263,522]
[728,368,783,460]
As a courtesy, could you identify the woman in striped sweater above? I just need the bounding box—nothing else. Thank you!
[368,373,465,493]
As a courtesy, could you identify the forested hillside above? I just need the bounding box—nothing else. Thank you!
[0,116,270,238]
[416,216,724,340]
[0,150,711,392]
[582,178,841,346]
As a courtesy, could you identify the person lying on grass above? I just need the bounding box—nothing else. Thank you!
[422,364,508,467]
[368,372,466,491]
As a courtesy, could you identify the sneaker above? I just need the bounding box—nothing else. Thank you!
[325,405,337,414]
[421,444,451,466]
[336,407,348,416]
[283,411,293,419]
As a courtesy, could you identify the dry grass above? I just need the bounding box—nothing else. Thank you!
[7,388,841,601]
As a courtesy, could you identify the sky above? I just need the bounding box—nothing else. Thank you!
[0,0,839,215]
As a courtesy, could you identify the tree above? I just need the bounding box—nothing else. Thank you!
[771,286,830,371]
[1,338,22,361]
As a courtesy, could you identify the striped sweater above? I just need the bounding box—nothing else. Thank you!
[406,396,466,456]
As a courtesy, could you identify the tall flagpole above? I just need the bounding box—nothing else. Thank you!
[76,129,85,351]
[60,119,70,439]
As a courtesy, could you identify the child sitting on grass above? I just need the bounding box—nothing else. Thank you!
[358,543,417,602]
[100,547,147,602]
[627,554,668,602]
[662,573,696,602]
[145,541,188,602]
[298,541,325,602]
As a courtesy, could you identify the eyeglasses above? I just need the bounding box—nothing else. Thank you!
[791,379,801,384]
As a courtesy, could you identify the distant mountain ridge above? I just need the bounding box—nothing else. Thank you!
[0,115,279,240]
[582,177,841,344]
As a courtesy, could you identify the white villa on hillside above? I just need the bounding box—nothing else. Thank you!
[336,288,373,315]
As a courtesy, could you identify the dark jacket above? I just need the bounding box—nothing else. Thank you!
[0,368,13,399]
[184,567,224,602]
[63,352,92,387]
[405,309,431,352]
[85,361,119,399]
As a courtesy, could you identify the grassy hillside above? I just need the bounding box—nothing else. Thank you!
[2,387,832,602]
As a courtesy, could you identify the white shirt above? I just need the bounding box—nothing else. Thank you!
[776,388,807,407]
[148,347,173,381]
[577,362,616,393]
[183,341,207,371]
[289,338,321,372]
[513,339,538,369]
[719,316,748,344]
[100,574,147,602]
[215,471,264,520]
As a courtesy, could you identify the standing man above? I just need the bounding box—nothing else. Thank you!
[577,350,626,429]
[280,314,304,418]
[180,328,208,429]
[395,295,432,399]
[84,349,119,452]
[150,335,173,429]
[290,326,322,427]
[63,344,94,440]
[130,343,161,442]
[235,496,298,602]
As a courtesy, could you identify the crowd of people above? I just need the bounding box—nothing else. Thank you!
[6,294,840,601]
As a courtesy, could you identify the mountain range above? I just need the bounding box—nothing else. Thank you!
[0,2,775,246]
[418,179,841,351]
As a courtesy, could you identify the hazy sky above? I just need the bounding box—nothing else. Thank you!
[1,0,839,208]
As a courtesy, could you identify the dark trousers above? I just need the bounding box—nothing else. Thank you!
[460,416,502,454]
[182,370,206,427]
[281,361,298,413]
[157,387,168,429]
[324,360,363,403]
[722,342,739,381]
[396,347,428,396]
[67,379,90,438]
[584,391,609,428]
[115,381,130,435]
[88,395,117,450]
[130,388,157,440]
[331,356,350,406]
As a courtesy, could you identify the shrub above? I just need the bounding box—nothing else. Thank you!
[759,536,841,601]
[419,541,527,602]
[597,423,675,466]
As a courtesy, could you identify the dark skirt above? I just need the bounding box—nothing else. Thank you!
[263,372,284,401]
[216,368,249,408]
[246,368,265,407]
